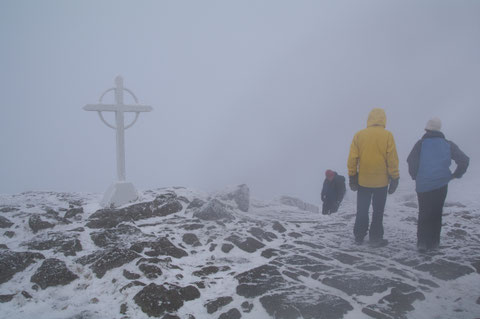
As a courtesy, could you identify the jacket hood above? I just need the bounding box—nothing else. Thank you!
[367,108,386,128]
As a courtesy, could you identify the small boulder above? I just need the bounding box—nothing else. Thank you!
[120,303,128,315]
[28,215,55,233]
[363,288,426,319]
[472,260,480,274]
[287,232,302,239]
[226,235,265,253]
[183,233,202,247]
[30,258,78,289]
[261,248,280,259]
[180,285,201,301]
[187,198,206,210]
[64,207,84,219]
[134,283,200,317]
[275,254,332,273]
[120,280,147,293]
[0,294,15,303]
[91,249,140,278]
[323,273,415,296]
[139,263,163,279]
[0,206,19,213]
[241,302,254,313]
[332,252,363,266]
[76,248,140,278]
[90,224,146,248]
[4,231,15,238]
[415,259,475,280]
[272,221,287,233]
[85,209,126,229]
[0,250,45,285]
[181,224,205,231]
[218,308,242,319]
[123,269,141,280]
[193,266,231,277]
[279,196,319,213]
[248,227,277,242]
[235,264,285,298]
[153,198,184,217]
[219,184,250,212]
[221,243,234,253]
[205,296,233,314]
[193,199,234,221]
[131,237,188,259]
[260,292,352,319]
[21,291,32,299]
[0,216,13,228]
[87,196,183,229]
[22,232,82,257]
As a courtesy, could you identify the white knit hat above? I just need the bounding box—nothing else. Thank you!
[425,117,442,132]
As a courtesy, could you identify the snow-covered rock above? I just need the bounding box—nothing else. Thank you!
[0,250,45,285]
[0,216,13,228]
[193,198,235,221]
[278,195,319,213]
[218,184,250,212]
[0,187,479,319]
[30,258,78,289]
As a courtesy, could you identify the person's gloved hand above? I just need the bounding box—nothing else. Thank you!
[388,178,399,194]
[349,175,358,192]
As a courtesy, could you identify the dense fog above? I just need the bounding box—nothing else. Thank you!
[1,0,479,203]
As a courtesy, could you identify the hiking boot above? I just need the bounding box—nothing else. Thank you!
[369,239,388,248]
[417,243,427,253]
[354,237,364,245]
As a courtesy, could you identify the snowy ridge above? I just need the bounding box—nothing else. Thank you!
[0,185,479,319]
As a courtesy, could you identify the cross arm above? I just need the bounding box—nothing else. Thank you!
[83,104,153,112]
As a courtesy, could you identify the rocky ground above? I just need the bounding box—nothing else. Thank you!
[0,184,479,319]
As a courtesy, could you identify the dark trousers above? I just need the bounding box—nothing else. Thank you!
[322,199,338,215]
[354,186,388,241]
[417,185,448,249]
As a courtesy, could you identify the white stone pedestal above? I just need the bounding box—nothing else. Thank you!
[101,182,138,208]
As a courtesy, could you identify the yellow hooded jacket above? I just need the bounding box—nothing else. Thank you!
[347,108,399,188]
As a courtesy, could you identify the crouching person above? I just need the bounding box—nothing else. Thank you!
[407,117,469,252]
[321,170,346,215]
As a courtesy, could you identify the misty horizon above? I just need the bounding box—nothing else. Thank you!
[1,1,479,203]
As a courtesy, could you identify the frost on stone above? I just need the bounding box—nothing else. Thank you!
[0,251,45,285]
[278,195,319,213]
[30,258,78,289]
[218,184,250,212]
[193,199,235,221]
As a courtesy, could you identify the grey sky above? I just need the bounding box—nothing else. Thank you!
[1,0,479,203]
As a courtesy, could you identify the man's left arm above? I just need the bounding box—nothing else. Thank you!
[449,141,470,179]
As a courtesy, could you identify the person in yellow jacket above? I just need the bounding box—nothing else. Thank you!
[347,108,399,247]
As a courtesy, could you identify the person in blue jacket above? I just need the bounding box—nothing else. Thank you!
[407,117,469,252]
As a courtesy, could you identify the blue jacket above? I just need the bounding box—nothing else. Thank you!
[407,131,469,193]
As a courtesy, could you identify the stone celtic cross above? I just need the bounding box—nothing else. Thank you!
[83,76,153,207]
